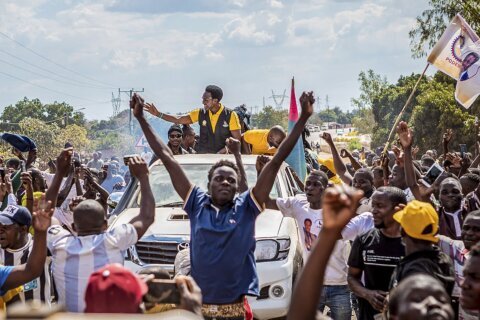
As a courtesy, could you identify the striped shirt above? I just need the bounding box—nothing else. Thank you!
[0,234,52,306]
[47,223,138,312]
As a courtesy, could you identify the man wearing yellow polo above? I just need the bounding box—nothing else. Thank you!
[243,126,286,155]
[144,85,241,154]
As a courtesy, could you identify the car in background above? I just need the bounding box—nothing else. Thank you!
[109,154,304,320]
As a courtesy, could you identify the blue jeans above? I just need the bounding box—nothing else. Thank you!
[318,285,352,320]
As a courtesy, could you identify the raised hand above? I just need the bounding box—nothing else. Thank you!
[320,132,334,145]
[144,102,160,117]
[128,156,149,179]
[340,149,350,158]
[225,138,241,155]
[443,129,453,145]
[131,93,146,119]
[255,155,271,174]
[69,196,86,212]
[396,121,413,149]
[21,172,33,191]
[56,148,73,174]
[392,145,404,166]
[412,146,420,158]
[32,194,53,233]
[321,186,363,231]
[299,91,315,119]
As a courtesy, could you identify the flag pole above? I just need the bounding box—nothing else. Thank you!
[382,63,430,154]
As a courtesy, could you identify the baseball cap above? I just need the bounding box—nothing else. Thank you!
[85,263,148,313]
[393,200,439,243]
[0,205,32,227]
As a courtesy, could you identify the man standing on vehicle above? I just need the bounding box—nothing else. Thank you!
[144,85,242,154]
[131,91,314,319]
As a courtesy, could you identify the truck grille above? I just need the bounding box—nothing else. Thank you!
[135,241,180,264]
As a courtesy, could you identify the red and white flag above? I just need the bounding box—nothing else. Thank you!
[427,14,480,108]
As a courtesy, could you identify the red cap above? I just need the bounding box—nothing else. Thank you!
[84,263,148,313]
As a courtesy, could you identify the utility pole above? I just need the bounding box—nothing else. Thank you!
[270,89,288,109]
[111,92,121,117]
[119,88,144,135]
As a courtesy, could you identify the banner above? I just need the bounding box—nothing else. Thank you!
[427,14,480,108]
[285,78,307,181]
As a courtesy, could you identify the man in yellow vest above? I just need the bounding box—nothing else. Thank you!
[243,126,286,155]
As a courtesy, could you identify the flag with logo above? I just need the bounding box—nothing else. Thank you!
[285,77,307,181]
[427,14,480,108]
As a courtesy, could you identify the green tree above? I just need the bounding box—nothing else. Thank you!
[1,97,86,128]
[251,106,288,129]
[409,0,480,58]
[352,108,375,134]
[351,70,389,110]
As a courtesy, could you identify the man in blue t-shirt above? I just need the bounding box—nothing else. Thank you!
[131,91,315,318]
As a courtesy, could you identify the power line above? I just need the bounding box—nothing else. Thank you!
[0,57,111,90]
[0,71,109,104]
[0,30,119,89]
[0,49,114,90]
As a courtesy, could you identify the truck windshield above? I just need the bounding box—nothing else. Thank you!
[128,163,280,208]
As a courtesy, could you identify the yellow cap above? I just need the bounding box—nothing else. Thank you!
[393,200,439,243]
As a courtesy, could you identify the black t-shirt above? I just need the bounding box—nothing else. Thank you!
[389,247,455,295]
[348,228,405,320]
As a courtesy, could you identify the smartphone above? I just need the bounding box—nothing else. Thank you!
[459,144,467,158]
[0,168,5,182]
[20,160,26,173]
[123,154,139,166]
[420,163,444,187]
[144,279,181,304]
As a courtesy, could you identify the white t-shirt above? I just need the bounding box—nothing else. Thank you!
[47,223,138,312]
[342,212,374,241]
[276,194,350,285]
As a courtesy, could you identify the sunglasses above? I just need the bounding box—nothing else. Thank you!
[169,134,182,139]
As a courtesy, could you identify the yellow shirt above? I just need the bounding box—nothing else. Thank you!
[189,104,241,133]
[243,129,276,155]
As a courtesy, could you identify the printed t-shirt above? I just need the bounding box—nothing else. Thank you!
[188,104,241,133]
[183,186,262,304]
[243,130,276,155]
[348,228,404,320]
[0,234,51,306]
[47,223,138,312]
[438,235,478,320]
[276,194,349,285]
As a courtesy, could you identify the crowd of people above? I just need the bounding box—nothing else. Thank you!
[0,84,477,320]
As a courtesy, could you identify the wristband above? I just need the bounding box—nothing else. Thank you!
[158,112,164,119]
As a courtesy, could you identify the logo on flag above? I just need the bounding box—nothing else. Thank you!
[428,14,480,109]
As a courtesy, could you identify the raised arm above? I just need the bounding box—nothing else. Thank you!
[132,94,192,200]
[45,148,72,211]
[321,133,352,184]
[288,186,362,320]
[226,138,248,193]
[253,92,314,205]
[443,129,453,159]
[21,172,34,215]
[144,102,193,125]
[127,156,155,239]
[2,194,52,291]
[255,156,278,210]
[341,148,362,171]
[397,122,421,197]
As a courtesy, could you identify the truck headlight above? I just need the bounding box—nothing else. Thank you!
[255,237,291,262]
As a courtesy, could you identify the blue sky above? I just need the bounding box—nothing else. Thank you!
[0,0,431,120]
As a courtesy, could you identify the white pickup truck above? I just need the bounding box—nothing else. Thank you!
[109,154,304,320]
